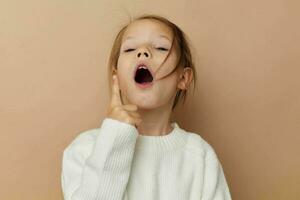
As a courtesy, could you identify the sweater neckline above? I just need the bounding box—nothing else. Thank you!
[135,122,187,153]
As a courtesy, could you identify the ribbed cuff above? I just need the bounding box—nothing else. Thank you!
[100,118,139,141]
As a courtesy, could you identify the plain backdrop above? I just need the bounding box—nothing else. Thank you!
[0,0,299,199]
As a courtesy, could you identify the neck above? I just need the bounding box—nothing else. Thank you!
[120,90,176,136]
[136,103,174,136]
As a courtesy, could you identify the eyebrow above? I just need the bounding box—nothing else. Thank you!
[124,35,171,42]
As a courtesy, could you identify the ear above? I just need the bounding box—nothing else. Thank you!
[177,67,193,90]
[112,67,117,75]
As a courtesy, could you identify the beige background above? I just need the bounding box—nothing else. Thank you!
[1,0,299,199]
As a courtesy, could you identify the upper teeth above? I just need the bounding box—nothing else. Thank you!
[138,65,147,69]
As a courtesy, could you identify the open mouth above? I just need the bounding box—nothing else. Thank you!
[134,66,153,84]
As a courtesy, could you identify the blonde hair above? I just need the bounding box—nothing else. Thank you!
[107,14,197,110]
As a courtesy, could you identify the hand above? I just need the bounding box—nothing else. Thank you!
[106,75,142,127]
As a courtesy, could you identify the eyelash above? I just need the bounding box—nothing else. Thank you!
[124,47,169,52]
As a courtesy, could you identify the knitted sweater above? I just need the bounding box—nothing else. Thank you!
[61,118,232,200]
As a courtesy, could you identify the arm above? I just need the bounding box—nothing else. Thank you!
[201,144,232,200]
[61,118,138,200]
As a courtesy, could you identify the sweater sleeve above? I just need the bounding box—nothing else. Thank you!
[61,118,138,200]
[201,143,232,200]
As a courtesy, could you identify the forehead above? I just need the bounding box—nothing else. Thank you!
[122,19,173,42]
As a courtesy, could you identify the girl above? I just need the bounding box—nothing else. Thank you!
[61,14,232,200]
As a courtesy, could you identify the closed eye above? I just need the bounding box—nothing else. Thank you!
[124,48,135,52]
[124,47,168,53]
[157,47,169,51]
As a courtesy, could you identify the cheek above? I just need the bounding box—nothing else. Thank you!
[117,69,134,93]
[116,56,124,69]
[116,57,131,75]
[155,55,179,80]
[117,56,134,72]
[117,54,127,67]
[156,73,178,94]
[116,75,127,96]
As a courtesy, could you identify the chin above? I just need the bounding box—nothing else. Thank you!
[136,104,158,110]
[123,89,168,109]
[127,96,159,109]
[134,100,157,109]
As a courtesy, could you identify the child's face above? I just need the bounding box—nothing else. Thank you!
[116,19,182,109]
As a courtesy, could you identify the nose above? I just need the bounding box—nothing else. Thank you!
[137,48,151,58]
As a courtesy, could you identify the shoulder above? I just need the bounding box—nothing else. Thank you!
[184,130,219,161]
[63,128,99,159]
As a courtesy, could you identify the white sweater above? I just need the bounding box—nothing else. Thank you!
[61,118,232,200]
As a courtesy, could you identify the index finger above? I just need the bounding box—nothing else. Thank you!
[110,75,122,107]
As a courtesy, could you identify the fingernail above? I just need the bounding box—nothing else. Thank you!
[113,75,116,80]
